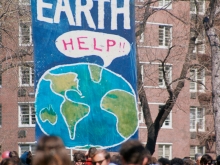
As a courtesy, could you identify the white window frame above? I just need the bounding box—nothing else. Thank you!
[18,102,35,127]
[159,104,172,129]
[190,145,205,160]
[190,107,205,132]
[159,64,172,88]
[138,106,145,124]
[159,25,172,47]
[18,142,36,156]
[19,21,32,46]
[158,0,172,9]
[190,0,205,14]
[19,0,30,5]
[19,62,34,87]
[139,32,144,43]
[190,68,205,92]
[157,143,172,159]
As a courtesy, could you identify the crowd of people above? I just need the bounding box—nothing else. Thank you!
[0,136,219,165]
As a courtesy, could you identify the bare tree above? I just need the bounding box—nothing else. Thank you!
[136,0,214,155]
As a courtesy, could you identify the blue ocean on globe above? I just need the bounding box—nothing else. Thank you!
[36,63,138,149]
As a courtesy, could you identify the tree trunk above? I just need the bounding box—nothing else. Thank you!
[206,27,220,155]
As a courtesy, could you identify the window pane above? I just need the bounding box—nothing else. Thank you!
[158,145,163,157]
[159,26,164,46]
[198,146,204,154]
[21,66,30,84]
[20,145,29,154]
[20,23,30,44]
[164,145,170,158]
[190,108,196,129]
[31,145,36,155]
[31,68,34,84]
[31,104,36,124]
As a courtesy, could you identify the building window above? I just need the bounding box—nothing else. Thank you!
[19,143,36,156]
[158,0,172,8]
[190,107,205,132]
[190,68,205,92]
[190,146,205,160]
[0,104,2,126]
[193,31,205,54]
[159,25,172,47]
[19,22,31,46]
[158,144,172,159]
[159,105,172,128]
[19,63,34,86]
[190,0,205,14]
[19,103,35,127]
[19,0,30,5]
[159,65,172,88]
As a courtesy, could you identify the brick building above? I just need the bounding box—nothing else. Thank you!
[0,0,215,160]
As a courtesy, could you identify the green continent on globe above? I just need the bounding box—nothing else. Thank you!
[89,64,102,82]
[44,73,79,95]
[40,105,57,124]
[102,90,138,138]
[61,100,89,139]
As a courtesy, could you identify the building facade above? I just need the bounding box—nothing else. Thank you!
[0,0,215,160]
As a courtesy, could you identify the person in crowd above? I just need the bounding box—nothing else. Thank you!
[0,158,16,165]
[119,140,151,165]
[85,147,97,165]
[20,151,32,165]
[2,152,10,160]
[195,153,203,165]
[158,157,170,165]
[73,151,86,165]
[150,157,158,165]
[9,151,22,165]
[200,154,213,165]
[110,154,121,165]
[92,149,110,165]
[32,135,72,165]
[216,155,220,165]
[0,154,2,164]
[170,158,184,165]
[183,159,194,165]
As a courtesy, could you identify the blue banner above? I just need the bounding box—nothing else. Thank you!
[32,0,138,150]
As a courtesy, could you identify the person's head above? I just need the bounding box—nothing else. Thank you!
[110,154,121,165]
[158,158,170,165]
[151,157,158,164]
[26,151,33,165]
[195,154,203,165]
[183,159,194,165]
[33,135,71,165]
[0,158,15,165]
[119,140,151,165]
[88,148,97,159]
[216,155,220,165]
[200,154,213,165]
[36,135,65,152]
[9,151,20,165]
[92,149,110,165]
[73,152,86,165]
[170,158,184,165]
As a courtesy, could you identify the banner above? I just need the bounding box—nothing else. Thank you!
[32,0,138,150]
